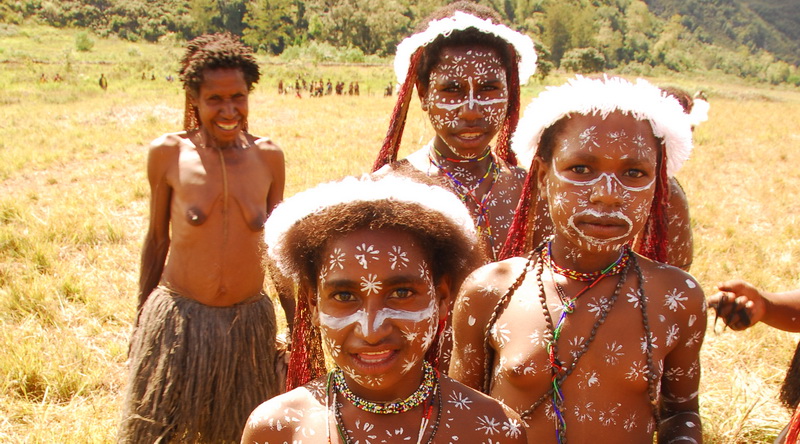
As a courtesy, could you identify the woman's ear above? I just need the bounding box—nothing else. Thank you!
[534,155,549,200]
[434,274,453,318]
[301,283,320,327]
[418,81,430,112]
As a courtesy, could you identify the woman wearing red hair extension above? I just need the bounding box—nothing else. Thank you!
[450,76,707,444]
[373,1,537,262]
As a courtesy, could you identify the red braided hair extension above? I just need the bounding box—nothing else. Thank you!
[499,164,538,259]
[493,47,520,167]
[372,49,424,173]
[638,143,670,263]
[284,291,326,392]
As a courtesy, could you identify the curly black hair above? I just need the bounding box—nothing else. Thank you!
[179,32,260,96]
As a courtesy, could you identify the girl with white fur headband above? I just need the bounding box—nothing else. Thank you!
[372,1,537,262]
[243,171,527,444]
[449,75,706,444]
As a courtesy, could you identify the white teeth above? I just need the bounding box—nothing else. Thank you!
[217,122,237,130]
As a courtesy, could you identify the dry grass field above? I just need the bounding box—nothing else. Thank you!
[1,24,800,443]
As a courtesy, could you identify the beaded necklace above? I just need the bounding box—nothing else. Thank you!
[535,250,630,444]
[331,361,436,414]
[481,244,659,442]
[326,365,442,444]
[428,143,500,260]
[542,241,630,281]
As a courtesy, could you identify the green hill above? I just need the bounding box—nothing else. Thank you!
[644,0,799,65]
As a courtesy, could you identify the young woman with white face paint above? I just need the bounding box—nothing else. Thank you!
[449,76,707,444]
[242,172,527,444]
[372,1,537,263]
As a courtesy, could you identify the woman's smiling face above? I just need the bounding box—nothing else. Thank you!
[422,45,509,159]
[313,228,445,401]
[538,111,660,254]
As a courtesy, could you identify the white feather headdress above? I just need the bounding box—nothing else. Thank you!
[264,173,476,279]
[394,10,537,86]
[511,75,694,177]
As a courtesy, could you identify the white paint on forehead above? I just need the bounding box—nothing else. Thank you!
[552,161,655,192]
[318,299,438,336]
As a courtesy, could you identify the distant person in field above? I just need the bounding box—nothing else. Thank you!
[372,0,538,263]
[450,76,706,443]
[242,171,527,444]
[517,83,708,271]
[709,281,800,443]
[99,73,108,91]
[119,32,290,444]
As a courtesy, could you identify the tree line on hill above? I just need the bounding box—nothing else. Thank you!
[1,0,798,85]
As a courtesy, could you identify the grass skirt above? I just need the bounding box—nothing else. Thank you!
[118,287,280,443]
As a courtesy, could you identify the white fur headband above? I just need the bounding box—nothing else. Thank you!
[394,10,537,86]
[264,173,477,279]
[511,75,694,177]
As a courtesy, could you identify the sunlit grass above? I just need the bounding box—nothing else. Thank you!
[2,24,800,442]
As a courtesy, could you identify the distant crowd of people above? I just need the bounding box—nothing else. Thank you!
[278,77,369,97]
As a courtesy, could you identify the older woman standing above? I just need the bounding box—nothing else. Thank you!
[120,33,287,443]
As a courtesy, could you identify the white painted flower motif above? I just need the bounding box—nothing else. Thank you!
[355,243,380,269]
[388,245,409,270]
[587,296,610,318]
[665,324,680,347]
[492,323,511,347]
[598,403,620,426]
[329,247,345,269]
[627,288,641,308]
[476,415,501,435]
[569,336,586,359]
[354,419,377,442]
[578,369,600,389]
[573,402,594,422]
[623,412,638,431]
[448,391,474,410]
[605,341,624,365]
[664,366,684,382]
[685,331,702,347]
[502,418,522,438]
[360,274,382,296]
[625,361,648,381]
[640,332,658,353]
[319,264,328,288]
[664,288,688,312]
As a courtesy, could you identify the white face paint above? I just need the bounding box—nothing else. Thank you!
[315,229,445,394]
[433,76,509,112]
[553,167,656,193]
[543,112,659,254]
[318,298,438,338]
[424,46,509,158]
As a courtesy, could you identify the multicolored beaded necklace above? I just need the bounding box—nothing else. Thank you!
[428,143,500,259]
[331,361,437,414]
[542,241,630,281]
[535,243,631,444]
[326,362,442,444]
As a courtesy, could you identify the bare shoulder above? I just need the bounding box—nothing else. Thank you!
[461,257,530,302]
[439,375,527,442]
[638,255,706,312]
[149,131,186,152]
[251,134,281,152]
[242,379,326,442]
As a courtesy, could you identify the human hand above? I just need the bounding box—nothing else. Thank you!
[708,280,767,331]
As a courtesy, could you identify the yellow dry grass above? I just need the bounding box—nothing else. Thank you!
[2,24,800,443]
